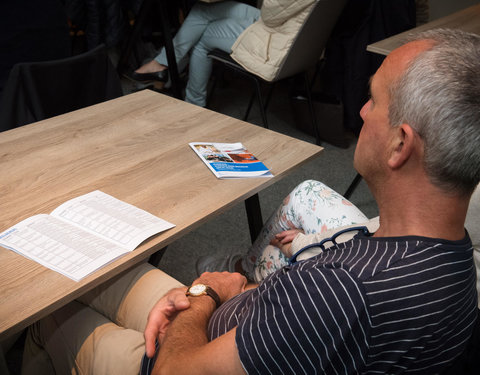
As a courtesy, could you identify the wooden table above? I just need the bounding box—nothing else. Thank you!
[0,90,322,340]
[367,3,480,55]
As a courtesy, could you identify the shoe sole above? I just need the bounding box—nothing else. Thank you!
[123,74,165,91]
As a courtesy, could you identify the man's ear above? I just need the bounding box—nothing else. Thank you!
[388,124,417,169]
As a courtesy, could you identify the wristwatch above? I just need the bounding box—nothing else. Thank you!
[186,283,221,309]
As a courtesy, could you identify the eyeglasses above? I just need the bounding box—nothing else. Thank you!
[289,226,372,265]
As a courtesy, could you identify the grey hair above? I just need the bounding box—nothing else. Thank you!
[388,28,480,196]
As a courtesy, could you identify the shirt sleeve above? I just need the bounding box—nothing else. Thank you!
[235,266,371,374]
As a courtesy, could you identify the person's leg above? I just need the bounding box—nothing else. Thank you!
[78,262,184,332]
[184,6,260,106]
[196,180,370,281]
[22,263,184,374]
[154,1,258,69]
[242,180,370,281]
[22,300,145,375]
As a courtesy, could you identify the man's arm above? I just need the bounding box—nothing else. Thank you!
[153,298,245,374]
[144,286,190,357]
[150,272,248,375]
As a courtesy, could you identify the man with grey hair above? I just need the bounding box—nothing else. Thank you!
[23,28,480,374]
[387,28,480,195]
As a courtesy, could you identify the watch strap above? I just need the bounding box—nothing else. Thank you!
[204,286,221,309]
[186,284,221,309]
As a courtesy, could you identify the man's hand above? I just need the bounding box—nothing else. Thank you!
[145,272,246,359]
[153,272,248,374]
[144,287,190,357]
[270,229,304,257]
[195,271,247,304]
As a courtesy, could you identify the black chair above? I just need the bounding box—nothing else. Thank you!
[116,0,184,100]
[207,0,347,145]
[344,173,363,200]
[0,44,122,132]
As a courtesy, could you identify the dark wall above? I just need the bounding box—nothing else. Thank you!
[0,0,71,101]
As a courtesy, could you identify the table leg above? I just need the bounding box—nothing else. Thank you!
[245,193,263,243]
[149,193,263,265]
[148,246,168,267]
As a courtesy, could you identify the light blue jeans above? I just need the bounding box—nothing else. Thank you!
[155,1,260,107]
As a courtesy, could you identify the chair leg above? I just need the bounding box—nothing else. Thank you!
[254,79,269,128]
[207,76,218,108]
[243,89,256,122]
[155,0,182,99]
[244,81,274,123]
[343,173,363,200]
[243,77,269,128]
[303,71,321,146]
[264,83,276,112]
[207,63,224,108]
[309,58,325,92]
[117,0,154,74]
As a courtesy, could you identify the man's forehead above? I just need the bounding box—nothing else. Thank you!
[385,40,434,78]
[371,39,434,91]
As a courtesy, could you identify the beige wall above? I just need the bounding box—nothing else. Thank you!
[428,0,479,21]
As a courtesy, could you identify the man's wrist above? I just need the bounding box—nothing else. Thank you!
[186,283,221,308]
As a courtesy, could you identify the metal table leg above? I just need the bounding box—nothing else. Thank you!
[245,193,263,243]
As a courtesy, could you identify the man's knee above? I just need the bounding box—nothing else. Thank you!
[22,302,145,375]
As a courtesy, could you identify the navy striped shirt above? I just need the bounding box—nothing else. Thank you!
[209,233,477,374]
[141,233,477,374]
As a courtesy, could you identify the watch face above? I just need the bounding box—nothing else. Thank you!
[189,284,207,295]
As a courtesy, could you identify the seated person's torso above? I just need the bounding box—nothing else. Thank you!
[210,232,477,374]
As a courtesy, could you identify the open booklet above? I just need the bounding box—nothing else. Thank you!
[0,191,175,281]
[189,142,273,179]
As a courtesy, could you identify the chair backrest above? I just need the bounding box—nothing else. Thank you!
[0,44,122,132]
[274,0,347,81]
[442,185,480,374]
[466,185,480,308]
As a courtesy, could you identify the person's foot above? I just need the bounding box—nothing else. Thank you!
[126,60,168,90]
[135,60,166,74]
[195,254,244,276]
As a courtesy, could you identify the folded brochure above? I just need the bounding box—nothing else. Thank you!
[189,142,273,178]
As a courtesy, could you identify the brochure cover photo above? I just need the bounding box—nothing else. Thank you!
[189,142,273,179]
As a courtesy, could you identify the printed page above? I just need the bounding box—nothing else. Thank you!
[50,191,175,251]
[189,142,273,178]
[0,214,130,281]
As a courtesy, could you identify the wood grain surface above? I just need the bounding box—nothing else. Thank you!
[367,4,480,56]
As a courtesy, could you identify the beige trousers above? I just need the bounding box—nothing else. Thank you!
[22,262,183,375]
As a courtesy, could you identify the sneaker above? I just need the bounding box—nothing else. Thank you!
[195,254,243,276]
